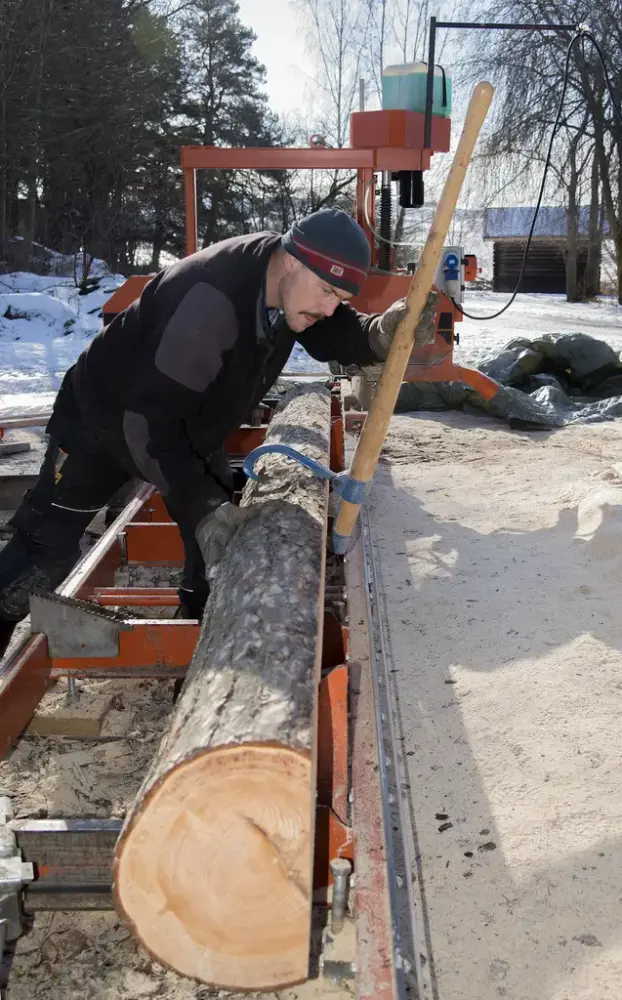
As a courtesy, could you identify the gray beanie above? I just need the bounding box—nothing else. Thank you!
[281,208,371,295]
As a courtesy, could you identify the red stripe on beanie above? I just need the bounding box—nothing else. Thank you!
[290,233,368,284]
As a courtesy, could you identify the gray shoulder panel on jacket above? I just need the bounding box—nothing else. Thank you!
[155,283,238,392]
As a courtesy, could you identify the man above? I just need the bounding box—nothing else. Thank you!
[0,208,416,655]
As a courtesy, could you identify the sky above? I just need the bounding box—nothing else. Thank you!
[235,0,315,116]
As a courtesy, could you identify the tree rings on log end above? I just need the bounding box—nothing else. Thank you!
[113,744,311,990]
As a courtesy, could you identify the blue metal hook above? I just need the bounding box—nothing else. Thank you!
[243,444,335,485]
[243,444,369,507]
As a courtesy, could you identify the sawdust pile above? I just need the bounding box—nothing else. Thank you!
[372,411,622,1000]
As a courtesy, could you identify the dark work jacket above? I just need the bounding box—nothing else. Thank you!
[71,232,380,530]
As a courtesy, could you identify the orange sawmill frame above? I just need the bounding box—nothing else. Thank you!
[0,396,352,891]
[103,106,497,400]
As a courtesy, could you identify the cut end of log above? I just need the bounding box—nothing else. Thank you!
[113,743,312,990]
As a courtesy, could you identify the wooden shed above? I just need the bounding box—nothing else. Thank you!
[484,207,598,295]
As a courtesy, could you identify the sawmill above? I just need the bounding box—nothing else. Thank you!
[2,14,621,995]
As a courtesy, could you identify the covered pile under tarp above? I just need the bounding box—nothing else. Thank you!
[396,333,622,429]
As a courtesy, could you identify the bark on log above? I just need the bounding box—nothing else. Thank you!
[113,384,331,991]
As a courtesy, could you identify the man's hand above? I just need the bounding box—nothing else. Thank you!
[195,502,248,580]
[369,290,438,359]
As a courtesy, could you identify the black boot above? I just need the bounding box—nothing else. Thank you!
[0,619,17,659]
[175,586,209,622]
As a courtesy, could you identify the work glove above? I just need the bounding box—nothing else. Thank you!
[329,359,360,378]
[195,502,248,581]
[368,290,438,360]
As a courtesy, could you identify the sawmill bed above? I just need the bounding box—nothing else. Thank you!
[0,386,417,1000]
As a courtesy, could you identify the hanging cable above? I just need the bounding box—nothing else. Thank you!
[454,30,580,320]
[362,178,418,249]
[454,26,622,321]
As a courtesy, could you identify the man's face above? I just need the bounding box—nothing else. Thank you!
[279,257,352,333]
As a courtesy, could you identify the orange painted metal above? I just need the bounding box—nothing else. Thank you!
[353,274,491,392]
[353,274,464,328]
[0,488,156,753]
[181,145,375,171]
[0,635,51,758]
[350,109,451,153]
[464,253,478,282]
[313,805,353,889]
[330,417,344,474]
[352,272,413,314]
[123,522,184,565]
[355,166,376,256]
[51,620,198,674]
[403,339,455,381]
[317,664,349,825]
[136,492,171,523]
[101,275,151,320]
[184,166,198,256]
[223,425,266,456]
[454,365,499,400]
[322,611,346,671]
[94,588,180,607]
[375,147,430,171]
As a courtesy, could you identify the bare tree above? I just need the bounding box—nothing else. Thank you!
[296,0,371,147]
[466,0,622,302]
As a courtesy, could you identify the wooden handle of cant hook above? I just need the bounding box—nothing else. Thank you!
[333,80,495,547]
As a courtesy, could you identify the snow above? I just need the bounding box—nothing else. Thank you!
[0,270,125,398]
[454,291,622,370]
[6,238,114,279]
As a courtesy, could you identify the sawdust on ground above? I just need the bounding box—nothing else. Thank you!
[0,569,341,1000]
[372,411,622,1000]
[2,675,335,1000]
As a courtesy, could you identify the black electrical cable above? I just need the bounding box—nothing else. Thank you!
[453,28,622,321]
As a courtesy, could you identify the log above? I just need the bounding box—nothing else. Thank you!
[113,384,331,991]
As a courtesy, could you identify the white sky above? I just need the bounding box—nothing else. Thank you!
[235,0,315,115]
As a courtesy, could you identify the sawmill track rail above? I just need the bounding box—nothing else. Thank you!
[362,506,424,999]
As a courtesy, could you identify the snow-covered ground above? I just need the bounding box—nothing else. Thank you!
[0,270,125,399]
[0,269,621,411]
[455,291,622,369]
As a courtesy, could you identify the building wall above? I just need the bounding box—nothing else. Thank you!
[493,238,592,295]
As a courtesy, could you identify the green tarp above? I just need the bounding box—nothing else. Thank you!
[396,333,622,429]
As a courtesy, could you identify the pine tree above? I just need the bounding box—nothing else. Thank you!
[179,0,283,245]
[0,0,290,272]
